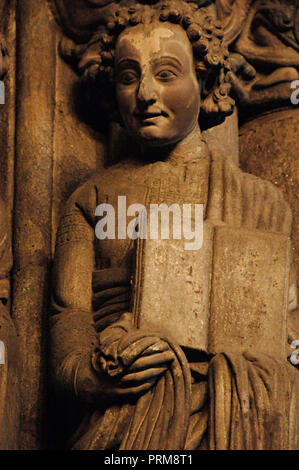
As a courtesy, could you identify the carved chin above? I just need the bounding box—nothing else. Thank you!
[134,126,183,147]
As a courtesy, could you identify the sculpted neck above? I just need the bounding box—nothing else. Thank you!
[166,124,205,164]
[139,124,205,165]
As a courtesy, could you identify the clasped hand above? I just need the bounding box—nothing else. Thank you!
[92,323,175,397]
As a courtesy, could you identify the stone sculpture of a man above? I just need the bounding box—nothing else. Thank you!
[51,0,299,450]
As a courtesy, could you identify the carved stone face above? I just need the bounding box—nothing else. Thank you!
[115,22,201,148]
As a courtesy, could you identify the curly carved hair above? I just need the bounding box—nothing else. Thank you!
[61,0,234,129]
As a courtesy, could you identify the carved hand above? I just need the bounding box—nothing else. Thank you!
[114,338,174,396]
[92,314,175,397]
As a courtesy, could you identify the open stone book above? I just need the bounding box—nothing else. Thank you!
[131,222,290,359]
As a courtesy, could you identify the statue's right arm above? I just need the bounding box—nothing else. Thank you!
[50,183,115,405]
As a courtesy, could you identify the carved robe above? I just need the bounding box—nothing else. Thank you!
[51,143,299,450]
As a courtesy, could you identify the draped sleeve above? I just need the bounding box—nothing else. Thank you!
[50,179,114,404]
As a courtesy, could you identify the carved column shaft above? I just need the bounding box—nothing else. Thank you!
[13,0,56,449]
[240,109,299,281]
[0,0,16,222]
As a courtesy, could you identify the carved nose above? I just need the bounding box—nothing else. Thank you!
[137,74,157,108]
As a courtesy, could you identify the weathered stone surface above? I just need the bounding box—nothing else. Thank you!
[239,109,299,284]
[12,0,56,450]
[0,198,19,450]
[52,44,105,251]
[49,0,299,450]
[0,0,297,451]
[132,222,214,352]
[0,0,15,224]
[209,226,290,359]
[0,1,20,451]
[133,224,291,360]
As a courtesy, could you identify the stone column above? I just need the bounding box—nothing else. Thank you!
[0,0,20,451]
[0,0,16,222]
[239,109,299,281]
[13,0,56,449]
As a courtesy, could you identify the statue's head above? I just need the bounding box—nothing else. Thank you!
[64,1,234,147]
[115,20,203,147]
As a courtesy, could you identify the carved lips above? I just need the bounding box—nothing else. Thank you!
[136,110,169,125]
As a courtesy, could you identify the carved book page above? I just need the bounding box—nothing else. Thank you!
[132,223,290,360]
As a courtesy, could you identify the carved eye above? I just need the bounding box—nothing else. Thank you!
[119,71,139,85]
[156,69,177,81]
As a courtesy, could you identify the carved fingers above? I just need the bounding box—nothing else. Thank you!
[94,333,175,397]
[119,337,172,368]
[113,350,174,397]
[113,378,157,397]
[126,350,174,372]
[115,338,174,394]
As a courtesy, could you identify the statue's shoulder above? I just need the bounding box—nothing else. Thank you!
[62,165,133,223]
